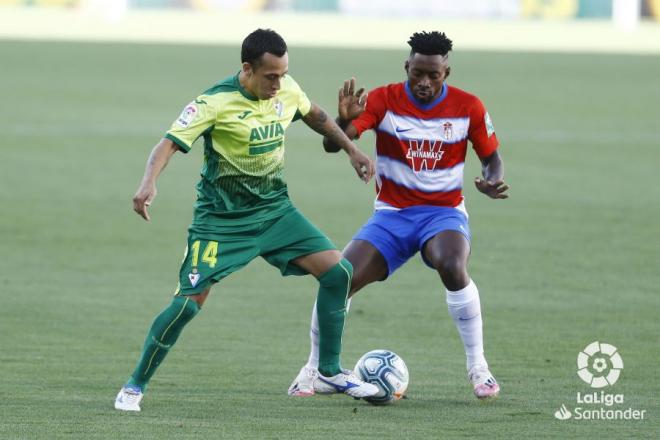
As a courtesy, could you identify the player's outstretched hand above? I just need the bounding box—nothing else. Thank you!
[338,77,367,122]
[349,148,375,183]
[133,182,157,221]
[474,178,509,199]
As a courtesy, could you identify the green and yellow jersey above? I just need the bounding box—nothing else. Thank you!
[165,73,312,227]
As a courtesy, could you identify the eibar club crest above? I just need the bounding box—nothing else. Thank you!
[188,272,200,287]
[273,99,284,118]
[443,121,453,141]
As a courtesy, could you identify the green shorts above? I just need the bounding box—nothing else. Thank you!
[175,207,336,295]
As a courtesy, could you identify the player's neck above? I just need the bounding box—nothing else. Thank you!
[238,71,258,99]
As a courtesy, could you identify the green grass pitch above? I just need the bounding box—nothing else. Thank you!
[0,40,658,439]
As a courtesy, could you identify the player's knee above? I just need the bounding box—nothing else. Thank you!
[436,256,468,287]
[172,295,201,321]
[436,255,465,276]
[188,288,210,307]
[318,258,353,293]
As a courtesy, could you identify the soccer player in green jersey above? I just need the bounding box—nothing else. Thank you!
[114,29,379,412]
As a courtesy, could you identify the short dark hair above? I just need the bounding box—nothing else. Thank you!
[407,31,453,56]
[241,29,287,65]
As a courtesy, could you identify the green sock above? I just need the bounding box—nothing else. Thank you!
[316,259,352,377]
[127,295,200,390]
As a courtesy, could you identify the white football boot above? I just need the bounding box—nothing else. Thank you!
[287,365,318,397]
[114,385,144,411]
[316,370,379,398]
[287,365,341,396]
[468,365,500,399]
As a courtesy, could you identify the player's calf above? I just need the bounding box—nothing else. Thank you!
[315,259,352,377]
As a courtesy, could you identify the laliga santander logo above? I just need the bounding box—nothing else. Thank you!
[577,341,623,388]
[554,341,644,421]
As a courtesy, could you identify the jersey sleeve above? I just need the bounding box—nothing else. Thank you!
[351,86,386,138]
[467,97,499,159]
[165,97,217,153]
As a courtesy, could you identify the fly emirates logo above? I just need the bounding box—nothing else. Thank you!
[406,139,445,172]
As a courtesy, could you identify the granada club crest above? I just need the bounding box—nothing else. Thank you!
[443,122,453,141]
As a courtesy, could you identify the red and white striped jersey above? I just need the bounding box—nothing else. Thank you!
[352,81,498,210]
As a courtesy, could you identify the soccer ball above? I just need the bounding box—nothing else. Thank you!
[354,349,409,405]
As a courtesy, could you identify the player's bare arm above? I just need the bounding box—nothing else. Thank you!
[474,150,509,199]
[303,102,374,183]
[323,78,366,153]
[132,138,179,221]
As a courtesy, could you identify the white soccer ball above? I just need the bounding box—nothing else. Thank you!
[354,349,409,405]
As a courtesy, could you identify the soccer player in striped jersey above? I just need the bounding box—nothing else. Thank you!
[288,31,509,400]
[114,29,379,412]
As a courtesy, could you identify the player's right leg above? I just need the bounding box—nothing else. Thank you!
[115,290,207,411]
[116,228,255,411]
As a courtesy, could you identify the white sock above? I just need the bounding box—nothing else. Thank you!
[306,300,320,369]
[446,279,487,372]
[306,298,351,370]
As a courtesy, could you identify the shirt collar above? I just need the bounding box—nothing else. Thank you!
[404,81,448,110]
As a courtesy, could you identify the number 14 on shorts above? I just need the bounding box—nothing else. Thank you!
[190,240,218,268]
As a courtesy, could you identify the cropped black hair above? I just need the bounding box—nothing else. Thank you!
[407,31,453,56]
[241,29,287,65]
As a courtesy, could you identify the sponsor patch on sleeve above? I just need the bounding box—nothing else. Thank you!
[176,103,198,128]
[485,112,495,137]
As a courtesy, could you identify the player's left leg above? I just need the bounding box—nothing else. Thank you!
[301,240,389,374]
[422,230,499,399]
[260,208,378,399]
[291,251,377,398]
[289,210,416,396]
[291,249,348,378]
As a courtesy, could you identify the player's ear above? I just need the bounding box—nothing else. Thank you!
[445,66,451,79]
[404,60,410,74]
[242,62,253,77]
